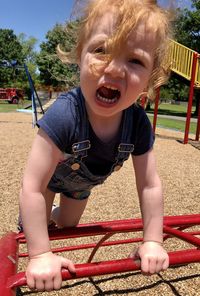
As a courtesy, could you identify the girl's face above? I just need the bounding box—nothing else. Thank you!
[79,11,157,121]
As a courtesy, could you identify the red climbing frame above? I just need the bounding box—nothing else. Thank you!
[0,214,200,295]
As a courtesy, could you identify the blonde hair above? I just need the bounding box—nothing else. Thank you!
[58,0,173,99]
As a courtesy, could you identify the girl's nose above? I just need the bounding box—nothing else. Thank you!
[104,59,125,78]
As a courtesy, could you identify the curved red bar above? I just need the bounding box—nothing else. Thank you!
[0,232,18,296]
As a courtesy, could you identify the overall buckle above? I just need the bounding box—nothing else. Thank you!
[72,140,91,153]
[118,143,134,153]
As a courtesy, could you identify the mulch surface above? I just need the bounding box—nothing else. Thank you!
[0,113,199,296]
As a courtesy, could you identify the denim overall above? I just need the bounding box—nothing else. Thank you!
[48,93,134,200]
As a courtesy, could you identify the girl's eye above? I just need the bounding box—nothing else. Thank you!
[129,59,144,66]
[94,46,105,54]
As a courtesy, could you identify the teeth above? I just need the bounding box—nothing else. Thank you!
[97,93,117,104]
[106,85,118,90]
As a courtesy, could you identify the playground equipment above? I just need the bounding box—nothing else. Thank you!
[0,60,44,127]
[21,63,44,126]
[0,214,199,295]
[152,40,200,144]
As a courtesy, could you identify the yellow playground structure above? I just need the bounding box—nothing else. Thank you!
[153,40,200,144]
[169,40,200,88]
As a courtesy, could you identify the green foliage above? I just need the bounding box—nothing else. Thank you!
[174,1,200,51]
[18,33,38,64]
[37,22,79,89]
[0,29,39,98]
[17,33,39,93]
[162,76,189,101]
[0,29,24,87]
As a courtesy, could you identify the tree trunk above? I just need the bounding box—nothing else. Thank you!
[193,90,200,117]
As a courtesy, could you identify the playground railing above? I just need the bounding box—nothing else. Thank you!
[0,214,200,295]
[169,40,200,88]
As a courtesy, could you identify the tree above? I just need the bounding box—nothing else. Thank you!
[37,22,79,90]
[174,0,200,115]
[0,29,24,87]
[174,1,200,51]
[17,33,39,91]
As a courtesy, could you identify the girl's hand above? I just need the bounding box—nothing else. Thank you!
[130,242,169,275]
[26,251,76,292]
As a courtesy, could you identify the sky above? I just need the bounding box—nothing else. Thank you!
[0,0,192,51]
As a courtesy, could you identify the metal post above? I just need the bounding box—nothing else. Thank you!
[153,88,160,133]
[195,94,200,141]
[184,52,198,144]
[23,64,38,125]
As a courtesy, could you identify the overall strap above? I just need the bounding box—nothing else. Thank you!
[115,105,134,164]
[71,88,91,161]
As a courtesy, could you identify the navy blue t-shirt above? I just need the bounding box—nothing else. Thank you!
[37,88,154,175]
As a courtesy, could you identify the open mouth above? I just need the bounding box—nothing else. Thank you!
[96,86,121,105]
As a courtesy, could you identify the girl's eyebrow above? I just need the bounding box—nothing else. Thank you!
[129,47,153,59]
[128,49,153,67]
[128,49,148,59]
[90,34,108,43]
[87,35,107,50]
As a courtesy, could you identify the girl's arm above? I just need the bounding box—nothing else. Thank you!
[20,128,62,256]
[19,128,75,291]
[132,149,169,274]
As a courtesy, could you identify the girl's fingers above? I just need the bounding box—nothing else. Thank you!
[162,256,169,270]
[140,257,150,274]
[61,257,76,273]
[53,275,62,290]
[148,258,157,274]
[35,279,45,292]
[44,279,55,292]
[25,273,36,290]
[155,259,164,274]
[129,248,141,267]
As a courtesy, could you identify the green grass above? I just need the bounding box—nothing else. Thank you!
[147,102,197,134]
[148,115,197,134]
[0,101,198,134]
[148,102,196,118]
[0,100,31,112]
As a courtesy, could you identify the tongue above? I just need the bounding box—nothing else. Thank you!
[98,86,118,100]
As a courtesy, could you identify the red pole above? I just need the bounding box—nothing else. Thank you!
[196,96,200,141]
[0,232,18,296]
[153,88,160,133]
[184,52,198,144]
[8,249,200,289]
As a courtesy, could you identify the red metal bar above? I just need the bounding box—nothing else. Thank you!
[16,213,200,243]
[0,232,18,296]
[19,237,143,258]
[17,219,144,243]
[18,230,200,258]
[164,226,200,247]
[153,88,160,133]
[196,98,200,141]
[184,52,198,144]
[7,249,200,289]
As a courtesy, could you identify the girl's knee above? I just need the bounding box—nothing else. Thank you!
[51,205,80,228]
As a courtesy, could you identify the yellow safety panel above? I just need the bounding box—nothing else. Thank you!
[168,40,200,88]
